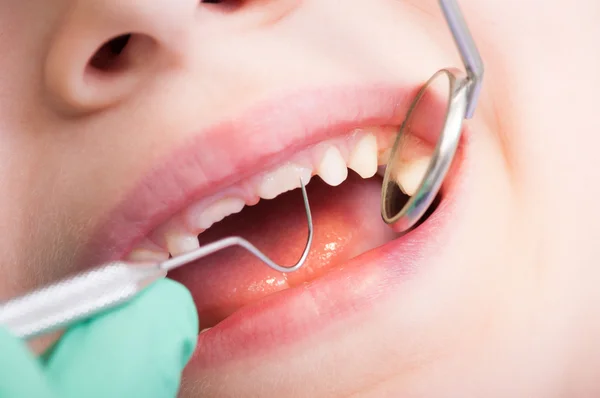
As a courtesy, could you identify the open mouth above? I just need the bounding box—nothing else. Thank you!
[85,85,464,366]
[123,126,437,331]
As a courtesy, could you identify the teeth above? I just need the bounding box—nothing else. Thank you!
[317,146,348,186]
[187,197,246,230]
[348,134,378,178]
[257,164,312,200]
[125,237,170,262]
[156,218,200,257]
[126,128,425,260]
[394,156,431,196]
[126,249,170,262]
[200,327,212,334]
[165,232,200,257]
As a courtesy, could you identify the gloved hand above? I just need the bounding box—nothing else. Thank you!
[0,279,198,398]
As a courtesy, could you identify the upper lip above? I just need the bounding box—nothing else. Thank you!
[81,83,423,267]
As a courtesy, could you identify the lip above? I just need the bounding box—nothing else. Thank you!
[78,82,469,368]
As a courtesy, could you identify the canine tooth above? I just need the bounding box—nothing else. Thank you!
[165,232,200,257]
[348,134,378,178]
[317,147,348,186]
[394,157,431,196]
[257,164,312,200]
[189,197,246,230]
[126,249,169,262]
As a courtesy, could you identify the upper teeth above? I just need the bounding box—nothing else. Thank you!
[190,197,246,230]
[348,134,378,179]
[318,146,348,186]
[257,164,313,200]
[125,127,431,260]
[393,156,431,196]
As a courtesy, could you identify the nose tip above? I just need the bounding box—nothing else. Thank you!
[44,0,197,115]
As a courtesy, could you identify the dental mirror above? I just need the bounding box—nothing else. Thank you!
[380,0,483,234]
[380,68,468,234]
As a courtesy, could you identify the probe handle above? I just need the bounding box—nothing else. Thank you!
[0,262,165,340]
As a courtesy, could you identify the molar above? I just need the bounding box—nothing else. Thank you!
[187,197,246,231]
[125,237,169,262]
[165,232,200,257]
[126,248,170,262]
[256,163,312,200]
[347,134,378,178]
[394,156,431,196]
[153,217,200,257]
[317,146,348,186]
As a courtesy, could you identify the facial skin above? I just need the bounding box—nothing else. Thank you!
[1,0,600,397]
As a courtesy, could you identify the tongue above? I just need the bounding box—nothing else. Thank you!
[168,172,396,328]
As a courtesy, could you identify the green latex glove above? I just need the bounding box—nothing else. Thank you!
[0,279,198,398]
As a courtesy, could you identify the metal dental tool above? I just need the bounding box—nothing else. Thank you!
[0,179,313,340]
[381,0,483,233]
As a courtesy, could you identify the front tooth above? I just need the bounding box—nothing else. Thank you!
[152,216,201,256]
[126,249,169,262]
[318,147,348,186]
[165,232,200,257]
[348,134,378,178]
[257,164,312,200]
[394,156,431,196]
[154,217,200,256]
[187,197,246,231]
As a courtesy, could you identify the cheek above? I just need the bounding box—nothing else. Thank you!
[0,132,42,299]
[0,192,22,299]
[0,118,139,298]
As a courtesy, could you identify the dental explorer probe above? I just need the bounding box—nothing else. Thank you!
[0,179,313,341]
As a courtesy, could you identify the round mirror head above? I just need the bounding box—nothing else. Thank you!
[381,69,468,234]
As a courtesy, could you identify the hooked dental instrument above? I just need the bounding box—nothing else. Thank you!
[0,179,313,340]
[381,0,484,234]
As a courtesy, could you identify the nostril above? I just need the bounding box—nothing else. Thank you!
[44,0,197,116]
[200,0,245,11]
[89,34,132,72]
[45,31,158,115]
[87,33,157,77]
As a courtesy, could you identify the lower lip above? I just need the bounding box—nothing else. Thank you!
[183,179,459,369]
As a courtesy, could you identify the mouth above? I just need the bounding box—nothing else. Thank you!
[84,84,466,366]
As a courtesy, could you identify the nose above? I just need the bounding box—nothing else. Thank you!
[44,0,197,115]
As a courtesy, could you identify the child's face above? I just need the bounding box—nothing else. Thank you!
[2,0,600,396]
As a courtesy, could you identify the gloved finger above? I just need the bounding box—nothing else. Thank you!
[0,328,54,398]
[44,278,198,398]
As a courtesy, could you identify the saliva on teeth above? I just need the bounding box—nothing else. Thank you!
[125,128,433,261]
